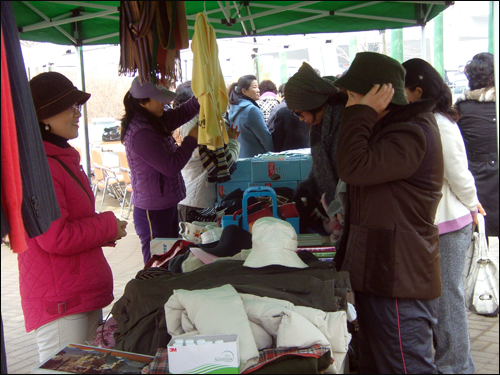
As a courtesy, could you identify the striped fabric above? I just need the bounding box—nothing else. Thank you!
[199,144,237,183]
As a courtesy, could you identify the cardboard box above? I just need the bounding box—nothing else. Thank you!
[167,334,239,374]
[230,158,252,182]
[150,238,179,256]
[300,155,313,181]
[251,156,302,182]
[216,181,250,202]
[31,343,154,374]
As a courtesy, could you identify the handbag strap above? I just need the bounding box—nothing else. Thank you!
[476,214,489,259]
[48,155,93,204]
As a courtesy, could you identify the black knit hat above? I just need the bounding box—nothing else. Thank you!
[335,52,408,105]
[29,72,91,121]
[285,62,339,111]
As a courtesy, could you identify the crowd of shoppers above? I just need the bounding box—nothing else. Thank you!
[16,47,495,373]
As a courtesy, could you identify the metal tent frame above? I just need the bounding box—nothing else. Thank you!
[12,1,454,178]
[16,1,451,43]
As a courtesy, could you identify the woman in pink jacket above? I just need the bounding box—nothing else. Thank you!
[20,72,128,363]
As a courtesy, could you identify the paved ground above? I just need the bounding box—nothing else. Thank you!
[1,194,499,374]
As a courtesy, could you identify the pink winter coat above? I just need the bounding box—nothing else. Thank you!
[18,142,117,332]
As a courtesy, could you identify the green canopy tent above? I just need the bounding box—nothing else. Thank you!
[14,1,451,44]
[11,0,453,179]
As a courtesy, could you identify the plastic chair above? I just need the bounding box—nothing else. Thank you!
[90,148,125,213]
[117,150,133,220]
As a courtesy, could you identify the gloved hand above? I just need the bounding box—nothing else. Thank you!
[293,188,316,219]
[293,185,328,234]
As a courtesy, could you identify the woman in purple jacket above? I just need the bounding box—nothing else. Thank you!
[121,77,200,264]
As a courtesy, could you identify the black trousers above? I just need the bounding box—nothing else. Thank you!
[355,291,439,374]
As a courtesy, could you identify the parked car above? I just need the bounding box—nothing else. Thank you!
[445,69,468,103]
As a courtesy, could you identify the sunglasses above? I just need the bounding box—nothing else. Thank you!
[68,103,83,114]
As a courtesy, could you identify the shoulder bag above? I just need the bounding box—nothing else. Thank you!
[48,155,93,205]
[463,214,499,316]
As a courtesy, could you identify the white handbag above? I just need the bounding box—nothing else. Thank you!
[463,214,499,316]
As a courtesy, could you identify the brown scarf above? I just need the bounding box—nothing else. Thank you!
[119,1,189,86]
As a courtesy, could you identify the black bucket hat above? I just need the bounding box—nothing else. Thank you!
[29,72,91,121]
[335,52,408,105]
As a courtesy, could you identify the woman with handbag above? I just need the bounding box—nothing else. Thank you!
[403,59,486,374]
[23,72,128,362]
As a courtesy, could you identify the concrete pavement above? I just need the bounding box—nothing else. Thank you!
[1,195,498,374]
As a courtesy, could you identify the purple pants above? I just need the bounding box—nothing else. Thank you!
[133,206,180,264]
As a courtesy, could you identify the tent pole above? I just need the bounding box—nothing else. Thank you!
[421,24,426,60]
[280,52,287,85]
[493,1,499,156]
[488,1,494,53]
[391,28,403,63]
[381,30,387,55]
[254,55,260,82]
[349,35,357,63]
[433,13,444,79]
[75,45,91,183]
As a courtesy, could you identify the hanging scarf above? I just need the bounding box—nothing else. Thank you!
[309,99,343,205]
[119,1,189,86]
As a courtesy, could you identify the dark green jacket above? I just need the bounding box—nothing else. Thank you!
[112,255,351,356]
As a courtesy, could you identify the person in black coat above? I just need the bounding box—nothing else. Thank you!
[266,82,310,152]
[455,52,498,238]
